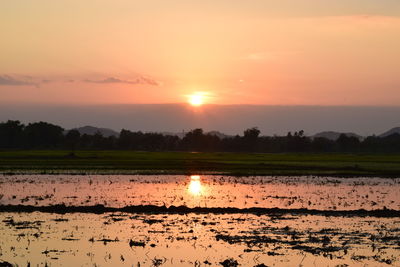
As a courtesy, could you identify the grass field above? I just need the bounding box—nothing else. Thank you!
[0,150,400,176]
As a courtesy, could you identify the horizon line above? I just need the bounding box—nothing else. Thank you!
[2,102,400,108]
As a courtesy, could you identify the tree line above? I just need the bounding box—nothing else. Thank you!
[0,120,400,153]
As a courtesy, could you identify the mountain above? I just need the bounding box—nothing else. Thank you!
[70,126,119,137]
[379,127,400,138]
[312,131,363,141]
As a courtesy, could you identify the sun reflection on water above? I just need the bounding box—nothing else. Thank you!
[188,175,202,195]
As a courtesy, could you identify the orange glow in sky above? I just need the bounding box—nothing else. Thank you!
[1,1,400,106]
[188,93,207,106]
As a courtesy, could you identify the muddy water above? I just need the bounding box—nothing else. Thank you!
[1,212,400,266]
[0,175,399,210]
[0,175,399,266]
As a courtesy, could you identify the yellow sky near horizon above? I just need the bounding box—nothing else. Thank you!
[1,1,400,105]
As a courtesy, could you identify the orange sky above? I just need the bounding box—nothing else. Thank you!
[1,1,400,105]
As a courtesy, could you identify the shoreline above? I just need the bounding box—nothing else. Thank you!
[0,170,400,178]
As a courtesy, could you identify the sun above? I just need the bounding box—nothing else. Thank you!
[188,93,204,106]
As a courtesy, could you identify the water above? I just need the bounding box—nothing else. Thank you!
[0,175,399,266]
[0,175,399,210]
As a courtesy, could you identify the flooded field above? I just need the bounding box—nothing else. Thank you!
[0,175,400,266]
[1,175,399,210]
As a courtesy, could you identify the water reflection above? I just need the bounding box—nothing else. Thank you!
[188,175,202,195]
[2,212,399,266]
[1,174,399,210]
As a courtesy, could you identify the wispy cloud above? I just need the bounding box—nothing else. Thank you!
[84,76,160,86]
[0,75,38,87]
[0,74,162,87]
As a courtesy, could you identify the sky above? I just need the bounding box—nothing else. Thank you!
[1,0,400,106]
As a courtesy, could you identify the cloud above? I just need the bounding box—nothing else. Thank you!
[0,74,161,87]
[84,76,160,86]
[0,75,38,87]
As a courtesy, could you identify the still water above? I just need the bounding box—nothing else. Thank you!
[0,174,399,210]
[0,175,399,266]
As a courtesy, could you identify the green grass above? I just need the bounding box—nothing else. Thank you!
[0,150,400,176]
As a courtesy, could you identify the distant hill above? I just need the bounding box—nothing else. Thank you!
[69,126,119,137]
[312,131,363,141]
[379,127,400,138]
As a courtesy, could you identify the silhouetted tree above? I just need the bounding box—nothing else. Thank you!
[242,127,261,152]
[286,130,311,152]
[23,122,64,148]
[380,133,400,152]
[181,129,205,151]
[361,135,380,152]
[0,120,24,148]
[244,127,260,140]
[336,134,360,152]
[311,137,335,152]
[0,119,400,153]
[65,129,80,151]
[117,129,135,149]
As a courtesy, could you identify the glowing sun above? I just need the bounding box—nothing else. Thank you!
[188,93,205,106]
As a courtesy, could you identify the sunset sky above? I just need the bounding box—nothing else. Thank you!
[1,1,400,105]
